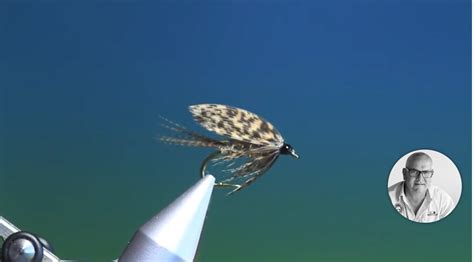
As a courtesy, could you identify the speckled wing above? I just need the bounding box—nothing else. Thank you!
[189,104,284,146]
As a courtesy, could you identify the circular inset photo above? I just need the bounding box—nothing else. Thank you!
[387,149,462,223]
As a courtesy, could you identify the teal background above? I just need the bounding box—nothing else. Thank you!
[1,1,471,261]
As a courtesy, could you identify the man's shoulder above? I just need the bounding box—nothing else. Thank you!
[388,181,403,192]
[388,181,403,203]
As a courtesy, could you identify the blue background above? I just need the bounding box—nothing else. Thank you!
[1,1,471,261]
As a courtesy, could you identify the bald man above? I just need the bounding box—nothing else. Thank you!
[388,152,455,223]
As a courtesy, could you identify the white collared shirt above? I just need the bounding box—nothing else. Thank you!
[388,181,455,223]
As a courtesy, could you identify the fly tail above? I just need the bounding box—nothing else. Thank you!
[157,115,224,148]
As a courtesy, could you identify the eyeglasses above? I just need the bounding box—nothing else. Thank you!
[405,168,434,178]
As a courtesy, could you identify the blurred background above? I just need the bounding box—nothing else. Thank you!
[1,1,470,261]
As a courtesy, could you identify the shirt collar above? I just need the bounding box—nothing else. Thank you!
[397,181,433,203]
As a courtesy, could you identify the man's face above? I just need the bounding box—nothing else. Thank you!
[403,156,433,192]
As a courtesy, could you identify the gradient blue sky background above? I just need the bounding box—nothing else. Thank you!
[1,1,471,261]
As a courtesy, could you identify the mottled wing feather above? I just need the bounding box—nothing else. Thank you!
[189,104,284,146]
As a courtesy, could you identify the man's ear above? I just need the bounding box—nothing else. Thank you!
[402,168,408,180]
